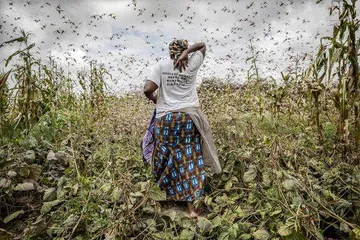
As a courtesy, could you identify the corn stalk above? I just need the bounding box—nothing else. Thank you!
[345,0,360,162]
[2,30,43,130]
[305,45,327,145]
[308,0,359,162]
[89,61,111,120]
[331,0,359,162]
[246,39,260,82]
[246,40,265,118]
[0,70,12,137]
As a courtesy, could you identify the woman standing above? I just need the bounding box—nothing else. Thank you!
[143,39,221,218]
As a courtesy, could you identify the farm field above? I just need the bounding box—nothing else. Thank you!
[0,0,359,239]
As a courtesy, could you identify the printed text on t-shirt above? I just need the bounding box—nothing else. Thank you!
[163,72,190,86]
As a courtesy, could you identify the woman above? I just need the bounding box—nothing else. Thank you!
[143,39,221,218]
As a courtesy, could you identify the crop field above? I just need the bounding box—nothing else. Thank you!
[0,0,359,240]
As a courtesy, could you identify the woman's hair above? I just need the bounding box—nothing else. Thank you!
[168,39,188,71]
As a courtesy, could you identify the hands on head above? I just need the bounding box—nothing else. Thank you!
[174,42,206,72]
[175,50,188,72]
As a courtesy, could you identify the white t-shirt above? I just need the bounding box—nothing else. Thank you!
[147,50,204,118]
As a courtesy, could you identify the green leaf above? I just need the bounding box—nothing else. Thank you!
[234,206,246,217]
[322,189,337,201]
[3,210,25,223]
[243,167,256,183]
[41,200,62,214]
[262,172,271,187]
[100,183,112,194]
[178,229,195,240]
[14,182,34,191]
[151,232,165,240]
[111,186,121,202]
[24,150,36,161]
[161,209,178,221]
[239,234,252,240]
[19,167,30,177]
[56,186,68,200]
[0,70,12,89]
[142,205,154,214]
[225,180,233,190]
[62,214,78,228]
[0,36,25,48]
[43,187,56,201]
[5,43,35,67]
[245,57,254,63]
[205,196,213,206]
[0,178,11,188]
[215,195,226,205]
[148,184,166,201]
[282,179,296,191]
[211,216,223,227]
[28,164,42,180]
[270,208,282,217]
[283,232,307,240]
[197,217,213,232]
[253,229,270,240]
[47,150,56,161]
[7,171,17,178]
[340,222,351,233]
[278,225,293,236]
[218,231,229,240]
[292,196,303,206]
[130,191,143,197]
[228,223,239,238]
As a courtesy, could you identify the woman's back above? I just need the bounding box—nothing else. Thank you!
[148,51,204,118]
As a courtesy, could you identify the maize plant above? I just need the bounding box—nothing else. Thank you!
[3,30,43,130]
[41,56,77,111]
[245,40,266,118]
[246,39,260,82]
[89,60,111,118]
[78,61,111,121]
[306,0,359,162]
[305,45,328,144]
[0,29,80,137]
[0,70,11,137]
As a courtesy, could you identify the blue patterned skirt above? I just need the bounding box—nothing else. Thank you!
[152,112,205,202]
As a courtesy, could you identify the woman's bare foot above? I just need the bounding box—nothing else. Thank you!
[187,202,199,218]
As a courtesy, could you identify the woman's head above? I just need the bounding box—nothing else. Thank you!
[169,39,188,60]
[168,39,188,71]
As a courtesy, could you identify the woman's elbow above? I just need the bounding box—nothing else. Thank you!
[143,80,158,95]
[143,85,152,95]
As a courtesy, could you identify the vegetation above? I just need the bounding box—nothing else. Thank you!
[0,0,359,239]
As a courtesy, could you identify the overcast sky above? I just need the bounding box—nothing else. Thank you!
[0,0,344,92]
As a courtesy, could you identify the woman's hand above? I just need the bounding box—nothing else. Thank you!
[175,50,188,71]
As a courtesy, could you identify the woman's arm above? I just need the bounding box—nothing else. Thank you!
[185,42,206,56]
[176,42,206,70]
[143,80,158,104]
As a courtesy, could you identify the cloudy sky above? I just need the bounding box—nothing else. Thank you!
[0,0,342,92]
